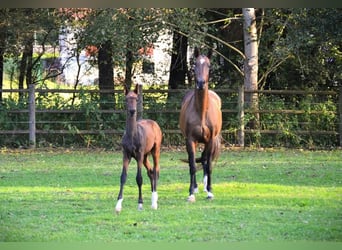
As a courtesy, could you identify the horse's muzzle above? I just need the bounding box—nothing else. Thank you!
[196,80,205,90]
[129,109,136,116]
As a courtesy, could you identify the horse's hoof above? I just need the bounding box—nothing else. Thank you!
[151,192,158,210]
[138,203,143,211]
[207,192,214,200]
[187,194,196,203]
[115,199,123,213]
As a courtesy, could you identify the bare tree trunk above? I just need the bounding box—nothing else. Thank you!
[71,46,82,106]
[98,40,114,110]
[168,31,188,90]
[243,8,260,132]
[25,34,34,88]
[0,45,4,104]
[18,47,28,102]
[125,48,133,90]
[0,10,6,104]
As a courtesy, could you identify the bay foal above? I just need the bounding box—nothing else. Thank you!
[115,84,162,213]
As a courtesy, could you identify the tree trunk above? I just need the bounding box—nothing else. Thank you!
[168,31,188,89]
[98,40,114,110]
[0,45,4,104]
[243,8,260,131]
[25,34,34,88]
[18,43,30,102]
[0,10,6,104]
[125,47,133,90]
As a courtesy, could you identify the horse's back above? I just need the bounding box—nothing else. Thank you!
[138,119,162,152]
[208,90,222,134]
[208,90,221,110]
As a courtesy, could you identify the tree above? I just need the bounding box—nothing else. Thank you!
[0,9,61,101]
[162,9,207,90]
[0,9,10,103]
[168,31,188,89]
[243,8,259,130]
[98,40,114,109]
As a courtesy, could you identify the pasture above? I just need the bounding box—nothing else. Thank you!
[0,148,341,242]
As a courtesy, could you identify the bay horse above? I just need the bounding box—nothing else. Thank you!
[115,84,162,213]
[179,47,222,202]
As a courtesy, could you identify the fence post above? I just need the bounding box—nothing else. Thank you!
[238,84,245,147]
[29,84,36,148]
[339,86,342,147]
[137,83,143,120]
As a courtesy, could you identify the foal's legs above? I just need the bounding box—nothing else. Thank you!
[136,153,144,210]
[115,155,130,213]
[143,154,158,209]
[151,146,160,209]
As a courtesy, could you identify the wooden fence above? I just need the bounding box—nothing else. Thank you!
[0,85,341,148]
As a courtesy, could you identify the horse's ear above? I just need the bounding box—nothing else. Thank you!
[194,47,200,58]
[207,49,213,59]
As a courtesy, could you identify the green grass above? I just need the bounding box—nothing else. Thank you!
[0,148,341,242]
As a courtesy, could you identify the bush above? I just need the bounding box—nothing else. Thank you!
[0,87,339,149]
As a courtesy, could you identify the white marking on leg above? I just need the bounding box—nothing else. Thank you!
[203,175,208,192]
[207,192,214,199]
[151,191,158,210]
[194,187,199,194]
[138,203,143,211]
[187,194,196,203]
[115,198,123,213]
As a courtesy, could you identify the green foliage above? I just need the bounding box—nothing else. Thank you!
[257,93,338,148]
[0,86,339,148]
[1,8,341,149]
[259,8,341,90]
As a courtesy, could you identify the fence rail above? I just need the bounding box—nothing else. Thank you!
[1,86,341,148]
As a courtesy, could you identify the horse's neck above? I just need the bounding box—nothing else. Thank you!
[195,87,209,122]
[125,115,138,139]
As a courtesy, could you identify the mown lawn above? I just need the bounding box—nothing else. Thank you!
[0,148,341,242]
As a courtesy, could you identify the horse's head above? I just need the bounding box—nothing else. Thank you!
[124,85,139,117]
[194,47,212,90]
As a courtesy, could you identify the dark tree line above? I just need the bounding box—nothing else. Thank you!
[0,8,340,106]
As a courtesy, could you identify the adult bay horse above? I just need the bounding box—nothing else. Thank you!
[179,47,222,202]
[115,84,162,213]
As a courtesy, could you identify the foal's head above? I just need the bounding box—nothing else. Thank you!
[194,47,212,90]
[125,85,139,117]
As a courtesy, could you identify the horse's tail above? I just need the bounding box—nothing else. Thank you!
[180,158,202,163]
[180,134,221,167]
[211,134,222,161]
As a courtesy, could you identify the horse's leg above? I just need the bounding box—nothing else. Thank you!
[115,154,130,213]
[143,154,158,210]
[136,153,144,210]
[201,150,208,193]
[186,139,197,202]
[151,146,160,209]
[203,142,214,199]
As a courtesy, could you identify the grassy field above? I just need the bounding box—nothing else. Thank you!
[0,148,341,242]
